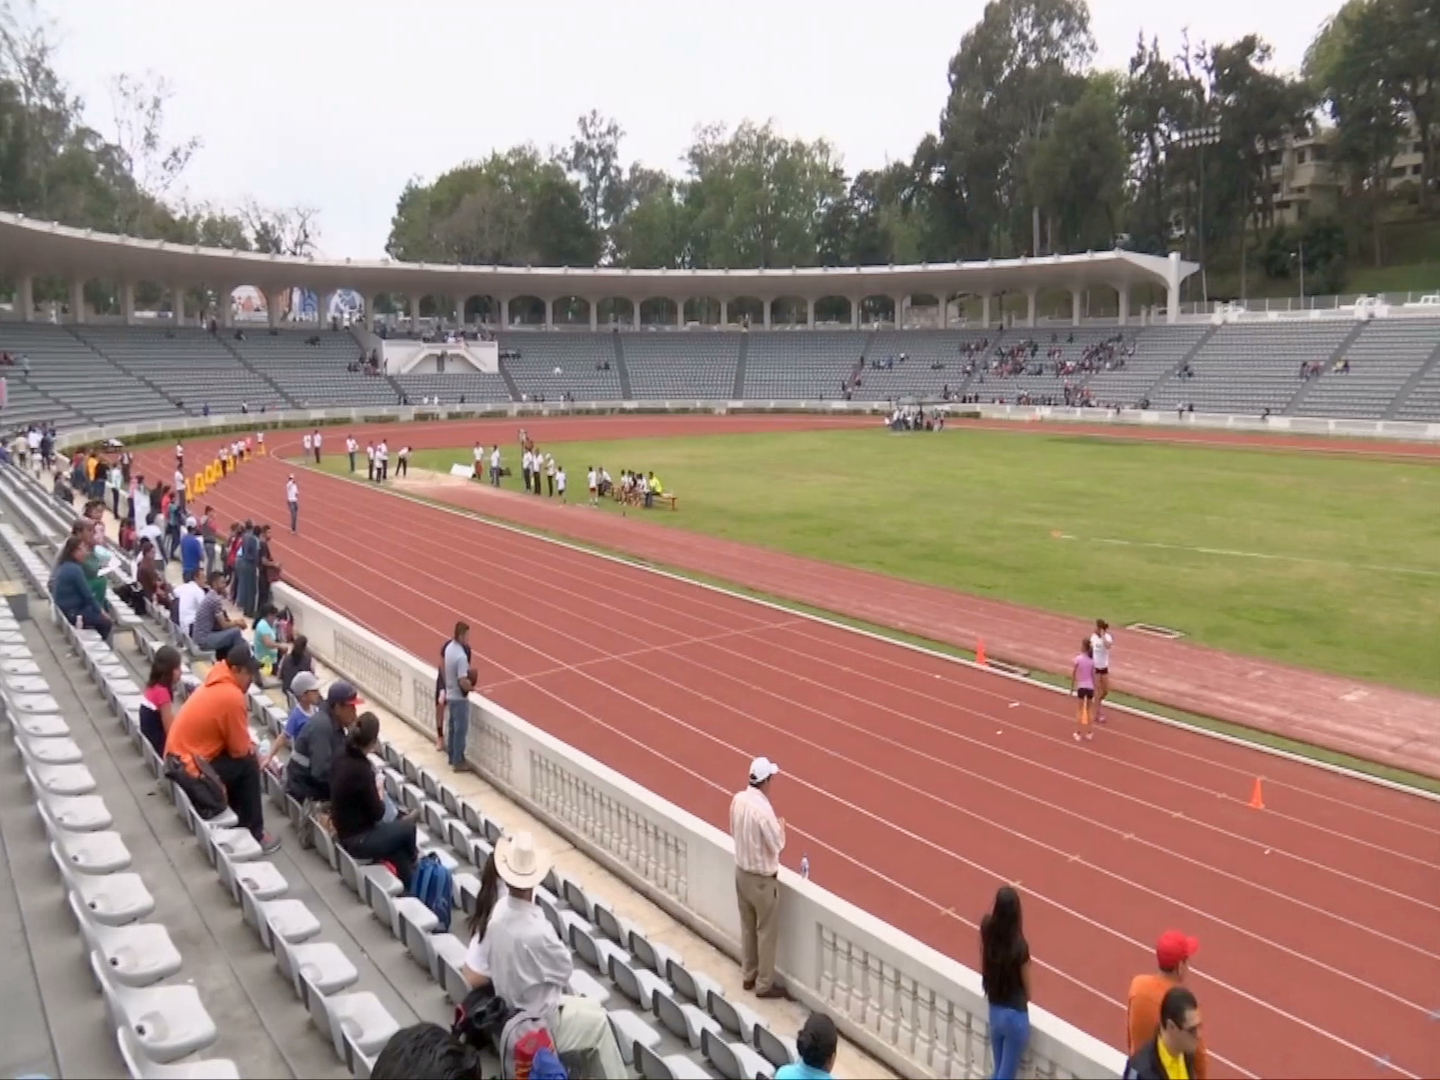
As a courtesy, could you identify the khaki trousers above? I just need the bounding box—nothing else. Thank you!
[735,868,780,991]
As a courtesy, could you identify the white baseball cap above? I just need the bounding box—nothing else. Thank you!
[748,756,780,785]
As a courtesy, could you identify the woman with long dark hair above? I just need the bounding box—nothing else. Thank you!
[459,851,502,990]
[980,885,1031,1080]
[277,633,313,696]
[139,645,183,756]
[330,712,420,889]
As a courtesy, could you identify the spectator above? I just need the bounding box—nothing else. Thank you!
[459,851,501,990]
[256,523,280,613]
[730,756,786,999]
[371,1023,483,1080]
[135,538,172,617]
[277,633,314,696]
[260,670,321,773]
[1128,932,1208,1079]
[980,885,1031,1080]
[174,565,207,638]
[50,535,112,642]
[200,505,220,576]
[163,642,280,853]
[192,570,247,659]
[253,602,286,679]
[138,644,183,757]
[776,1013,839,1080]
[442,622,475,769]
[1123,986,1202,1080]
[235,522,260,617]
[483,832,627,1079]
[286,680,363,804]
[286,474,299,533]
[332,711,420,890]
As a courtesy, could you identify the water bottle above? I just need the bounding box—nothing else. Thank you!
[257,737,271,759]
[800,854,810,880]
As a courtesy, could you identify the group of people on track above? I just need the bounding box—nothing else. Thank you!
[1071,619,1114,742]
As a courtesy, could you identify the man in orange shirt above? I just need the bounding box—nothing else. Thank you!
[1127,931,1208,1079]
[164,641,280,854]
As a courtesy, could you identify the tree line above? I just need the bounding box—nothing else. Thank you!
[2,0,1437,308]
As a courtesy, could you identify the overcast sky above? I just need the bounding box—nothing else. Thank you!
[49,0,1338,260]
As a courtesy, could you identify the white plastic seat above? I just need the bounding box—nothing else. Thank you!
[116,1025,240,1079]
[3,689,61,715]
[69,892,182,987]
[11,712,70,738]
[2,673,51,694]
[654,992,723,1052]
[222,854,289,902]
[240,890,321,949]
[702,1027,775,1080]
[304,975,399,1064]
[91,950,218,1064]
[636,1042,712,1080]
[25,760,97,796]
[567,968,612,1004]
[19,733,84,764]
[52,843,154,924]
[0,657,41,675]
[210,827,261,862]
[610,953,671,1010]
[274,933,359,998]
[55,829,132,874]
[384,890,438,942]
[37,791,112,831]
[609,1009,664,1066]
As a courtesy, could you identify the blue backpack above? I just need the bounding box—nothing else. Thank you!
[410,853,453,932]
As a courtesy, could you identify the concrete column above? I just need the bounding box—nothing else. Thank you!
[408,293,420,325]
[1166,251,1182,324]
[938,295,949,329]
[18,275,34,322]
[893,295,906,329]
[1026,289,1038,328]
[762,299,772,330]
[850,298,861,330]
[806,297,816,329]
[494,297,509,328]
[719,299,729,327]
[589,300,599,332]
[674,298,687,327]
[171,285,186,327]
[1117,283,1130,327]
[69,280,86,325]
[1070,287,1082,326]
[632,299,641,330]
[544,298,554,329]
[118,282,133,325]
[267,290,284,329]
[982,294,992,328]
[218,286,235,328]
[315,289,329,326]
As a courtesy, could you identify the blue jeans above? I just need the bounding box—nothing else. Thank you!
[446,697,470,767]
[988,1004,1030,1080]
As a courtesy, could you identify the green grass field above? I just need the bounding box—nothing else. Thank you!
[318,429,1440,695]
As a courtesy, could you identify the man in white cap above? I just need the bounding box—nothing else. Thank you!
[481,832,627,1078]
[730,756,787,998]
[286,474,299,533]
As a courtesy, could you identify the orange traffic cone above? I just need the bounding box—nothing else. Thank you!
[1248,777,1265,810]
[976,639,988,666]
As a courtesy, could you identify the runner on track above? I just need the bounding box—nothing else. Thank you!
[1071,638,1097,742]
[1091,619,1114,723]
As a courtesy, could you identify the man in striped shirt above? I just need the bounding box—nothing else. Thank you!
[730,756,786,998]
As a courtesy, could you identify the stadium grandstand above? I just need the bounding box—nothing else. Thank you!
[0,213,1437,1080]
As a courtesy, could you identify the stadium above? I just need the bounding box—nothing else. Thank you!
[1,2,1438,1079]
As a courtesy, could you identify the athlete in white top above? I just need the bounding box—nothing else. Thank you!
[1090,619,1114,722]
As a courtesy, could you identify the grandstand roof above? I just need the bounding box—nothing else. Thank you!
[0,211,1197,302]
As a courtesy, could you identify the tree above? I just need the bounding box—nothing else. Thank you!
[106,70,199,235]
[1372,0,1439,210]
[1027,73,1128,252]
[564,110,625,236]
[1119,34,1205,256]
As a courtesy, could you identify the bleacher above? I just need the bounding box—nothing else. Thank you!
[0,323,174,426]
[0,460,832,1080]
[1149,321,1356,415]
[73,326,280,415]
[625,333,741,400]
[848,331,989,402]
[393,370,513,406]
[227,329,395,408]
[743,332,860,399]
[499,333,622,400]
[1084,326,1210,408]
[1300,318,1440,419]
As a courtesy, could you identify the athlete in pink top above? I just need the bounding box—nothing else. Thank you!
[1071,638,1097,742]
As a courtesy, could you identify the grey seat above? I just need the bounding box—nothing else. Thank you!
[90,950,218,1065]
[69,892,183,987]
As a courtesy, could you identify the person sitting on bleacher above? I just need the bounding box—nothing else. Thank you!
[50,534,113,642]
[481,833,628,1079]
[331,711,421,890]
[776,1013,839,1080]
[260,670,320,774]
[286,680,363,805]
[191,570,247,659]
[164,641,281,854]
[371,1022,484,1079]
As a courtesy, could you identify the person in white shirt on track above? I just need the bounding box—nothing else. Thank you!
[285,475,299,533]
[586,466,597,507]
[556,465,567,504]
[1090,619,1114,723]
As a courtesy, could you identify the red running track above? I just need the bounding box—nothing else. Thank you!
[140,429,1440,1080]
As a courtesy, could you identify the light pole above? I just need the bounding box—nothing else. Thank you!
[1291,238,1306,307]
[1172,125,1222,306]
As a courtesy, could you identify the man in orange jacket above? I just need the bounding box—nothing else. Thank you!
[1127,931,1208,1079]
[164,641,280,854]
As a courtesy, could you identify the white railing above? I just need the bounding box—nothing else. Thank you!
[52,399,1440,449]
[274,580,1126,1080]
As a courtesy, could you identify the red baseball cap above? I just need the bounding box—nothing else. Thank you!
[1156,930,1199,970]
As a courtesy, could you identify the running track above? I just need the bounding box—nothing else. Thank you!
[139,421,1440,1079]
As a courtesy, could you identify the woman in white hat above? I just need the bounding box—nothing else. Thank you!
[480,832,627,1078]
